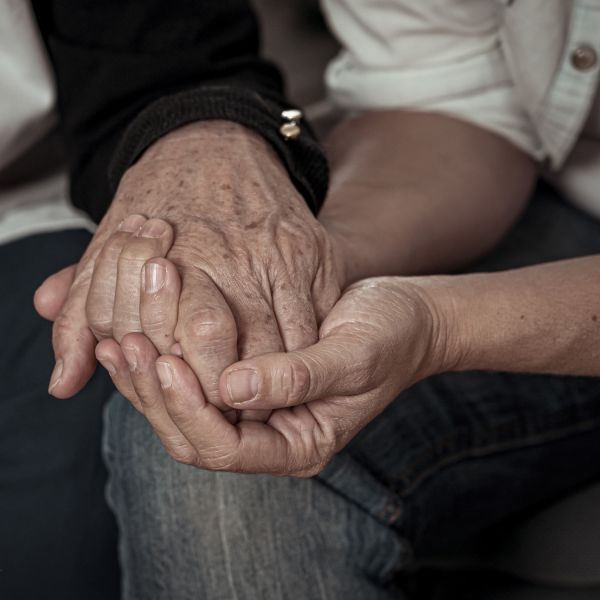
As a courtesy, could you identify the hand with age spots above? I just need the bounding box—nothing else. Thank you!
[89,271,446,475]
[34,121,342,421]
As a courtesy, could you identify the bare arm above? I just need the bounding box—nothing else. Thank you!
[318,110,600,376]
[320,110,538,283]
[428,256,600,377]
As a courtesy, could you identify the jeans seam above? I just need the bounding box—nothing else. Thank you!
[397,416,600,497]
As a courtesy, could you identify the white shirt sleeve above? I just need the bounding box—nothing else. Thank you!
[320,0,544,160]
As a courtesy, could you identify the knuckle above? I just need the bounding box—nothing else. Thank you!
[166,445,197,466]
[280,358,311,406]
[52,312,78,345]
[309,460,329,477]
[100,232,129,261]
[201,452,239,472]
[119,237,156,263]
[141,310,171,333]
[180,308,236,345]
[52,312,69,336]
[86,306,113,338]
[88,319,113,340]
[112,320,142,343]
[295,450,333,479]
[142,323,173,352]
[137,391,161,410]
[294,463,325,479]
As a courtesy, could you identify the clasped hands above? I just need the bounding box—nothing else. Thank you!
[34,122,450,477]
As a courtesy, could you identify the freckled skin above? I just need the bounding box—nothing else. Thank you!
[52,120,342,420]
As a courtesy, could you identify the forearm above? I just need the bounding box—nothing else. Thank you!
[320,111,537,284]
[426,256,600,377]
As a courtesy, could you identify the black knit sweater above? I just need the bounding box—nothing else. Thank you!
[30,0,329,222]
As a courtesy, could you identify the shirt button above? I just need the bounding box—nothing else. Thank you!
[571,45,598,71]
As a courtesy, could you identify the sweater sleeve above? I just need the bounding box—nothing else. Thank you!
[31,0,328,222]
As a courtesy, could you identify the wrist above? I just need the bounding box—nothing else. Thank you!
[322,221,399,288]
[139,120,278,164]
[121,120,309,219]
[405,276,467,376]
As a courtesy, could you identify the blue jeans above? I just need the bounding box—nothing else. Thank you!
[0,230,119,600]
[104,185,600,599]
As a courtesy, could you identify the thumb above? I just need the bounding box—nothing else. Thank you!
[48,262,97,399]
[34,264,77,321]
[220,325,377,410]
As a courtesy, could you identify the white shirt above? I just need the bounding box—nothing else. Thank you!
[0,0,93,246]
[322,0,600,218]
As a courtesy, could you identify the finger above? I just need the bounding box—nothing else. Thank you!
[120,333,196,462]
[34,264,77,321]
[140,258,181,355]
[220,324,378,410]
[113,219,174,342]
[96,338,142,413]
[157,355,238,463]
[174,268,238,410]
[311,260,341,326]
[234,295,283,360]
[86,214,147,339]
[158,355,296,474]
[49,259,98,399]
[220,279,285,422]
[49,215,147,398]
[271,275,318,351]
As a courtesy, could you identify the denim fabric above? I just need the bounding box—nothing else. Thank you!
[104,185,600,599]
[0,231,120,600]
[104,412,409,599]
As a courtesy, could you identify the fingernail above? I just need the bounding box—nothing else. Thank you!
[170,343,183,357]
[48,359,63,393]
[97,357,117,376]
[143,262,166,293]
[122,346,138,372]
[119,214,145,233]
[139,219,167,238]
[226,369,259,404]
[156,362,173,389]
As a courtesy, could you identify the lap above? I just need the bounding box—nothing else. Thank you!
[341,186,600,556]
[0,230,119,600]
[343,370,600,558]
[104,395,407,600]
[105,186,600,597]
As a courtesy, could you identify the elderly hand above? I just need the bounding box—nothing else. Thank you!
[97,271,452,476]
[34,121,341,417]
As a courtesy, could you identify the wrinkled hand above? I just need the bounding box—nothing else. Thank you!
[35,121,342,416]
[102,273,451,476]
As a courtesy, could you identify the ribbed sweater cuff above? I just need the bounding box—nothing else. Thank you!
[109,86,329,214]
